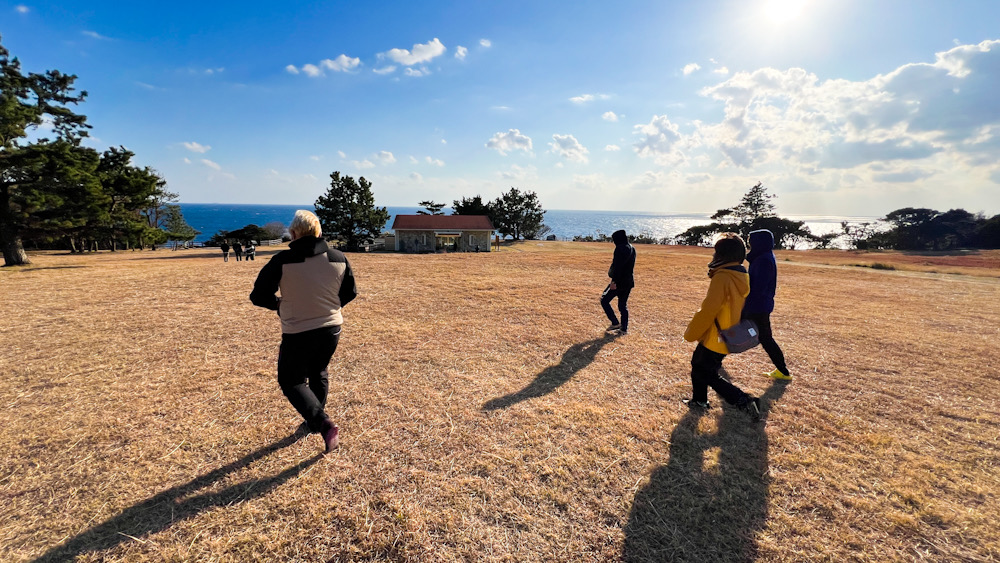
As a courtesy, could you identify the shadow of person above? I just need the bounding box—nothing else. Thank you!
[32,433,322,562]
[482,333,616,411]
[623,380,789,562]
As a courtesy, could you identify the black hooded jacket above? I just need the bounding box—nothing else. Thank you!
[250,236,357,334]
[609,230,636,289]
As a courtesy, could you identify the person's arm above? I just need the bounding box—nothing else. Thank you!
[249,259,281,310]
[684,277,725,342]
[339,258,358,307]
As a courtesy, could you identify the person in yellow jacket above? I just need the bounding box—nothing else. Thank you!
[682,232,761,421]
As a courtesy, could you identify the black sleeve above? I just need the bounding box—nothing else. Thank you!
[339,257,358,307]
[249,258,282,310]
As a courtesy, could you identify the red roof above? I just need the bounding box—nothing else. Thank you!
[391,215,494,230]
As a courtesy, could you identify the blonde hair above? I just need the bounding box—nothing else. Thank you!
[289,210,322,238]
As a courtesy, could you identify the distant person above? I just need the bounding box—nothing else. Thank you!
[682,232,761,421]
[601,229,636,335]
[743,229,791,380]
[246,243,256,261]
[249,210,357,453]
[233,241,243,261]
[220,241,230,262]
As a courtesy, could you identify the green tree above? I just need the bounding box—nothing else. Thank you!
[162,204,199,247]
[9,140,105,253]
[95,146,166,251]
[675,182,812,249]
[490,187,545,240]
[1,35,90,265]
[314,171,389,251]
[452,195,492,217]
[417,200,446,215]
[226,223,267,245]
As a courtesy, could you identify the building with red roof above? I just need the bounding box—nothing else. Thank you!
[391,215,494,253]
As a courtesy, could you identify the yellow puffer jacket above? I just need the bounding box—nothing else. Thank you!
[683,264,750,354]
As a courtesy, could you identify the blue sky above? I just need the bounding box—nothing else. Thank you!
[4,0,999,216]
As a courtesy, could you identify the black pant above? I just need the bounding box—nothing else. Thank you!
[277,325,341,432]
[601,284,632,332]
[741,312,789,375]
[690,343,747,405]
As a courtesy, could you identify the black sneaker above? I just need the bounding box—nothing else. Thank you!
[741,396,761,422]
[682,398,711,409]
[606,323,621,332]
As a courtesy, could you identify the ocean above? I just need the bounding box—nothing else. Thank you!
[178,203,871,246]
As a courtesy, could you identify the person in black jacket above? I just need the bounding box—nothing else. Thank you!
[220,241,230,262]
[742,229,790,380]
[249,210,357,453]
[601,229,636,335]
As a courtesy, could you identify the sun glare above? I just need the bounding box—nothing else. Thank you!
[762,0,806,25]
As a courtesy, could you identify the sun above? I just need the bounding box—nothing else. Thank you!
[762,0,806,25]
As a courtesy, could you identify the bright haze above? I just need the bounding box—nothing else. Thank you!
[6,0,999,216]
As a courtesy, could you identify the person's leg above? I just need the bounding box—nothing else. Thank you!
[277,329,336,433]
[307,327,340,409]
[617,287,632,332]
[601,284,620,326]
[745,312,789,376]
[689,344,724,403]
[691,344,748,405]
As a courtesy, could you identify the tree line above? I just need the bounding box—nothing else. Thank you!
[608,182,999,251]
[1,36,195,266]
[419,187,549,240]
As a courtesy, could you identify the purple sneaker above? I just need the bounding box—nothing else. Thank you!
[320,420,339,453]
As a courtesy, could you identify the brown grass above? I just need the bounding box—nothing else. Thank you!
[1,242,998,562]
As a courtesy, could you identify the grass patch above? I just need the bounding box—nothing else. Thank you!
[2,243,999,561]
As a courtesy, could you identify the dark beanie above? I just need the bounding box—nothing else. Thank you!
[709,232,746,269]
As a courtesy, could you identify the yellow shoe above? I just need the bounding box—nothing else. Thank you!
[766,368,792,380]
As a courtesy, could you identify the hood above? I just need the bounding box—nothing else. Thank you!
[747,229,774,262]
[711,264,750,297]
[612,229,628,246]
[288,235,330,257]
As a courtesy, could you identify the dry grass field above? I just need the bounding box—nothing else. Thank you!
[1,242,998,562]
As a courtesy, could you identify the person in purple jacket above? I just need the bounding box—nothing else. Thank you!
[742,229,791,380]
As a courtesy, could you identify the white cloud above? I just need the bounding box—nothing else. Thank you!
[321,54,361,72]
[82,30,110,40]
[549,134,590,163]
[633,115,684,165]
[285,65,299,75]
[135,82,159,90]
[373,66,396,75]
[602,111,619,122]
[15,5,29,13]
[352,159,375,169]
[425,156,445,166]
[605,144,621,152]
[377,150,396,164]
[570,93,610,104]
[713,66,730,75]
[182,141,211,153]
[301,64,322,77]
[409,156,419,164]
[200,159,221,171]
[384,38,446,65]
[486,129,534,156]
[404,67,429,77]
[410,172,424,183]
[480,39,492,48]
[183,157,192,164]
[685,173,712,184]
[499,164,539,182]
[338,151,347,159]
[683,63,701,75]
[310,155,322,161]
[455,46,468,60]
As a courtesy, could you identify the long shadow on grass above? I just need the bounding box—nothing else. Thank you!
[482,333,615,411]
[32,433,321,562]
[623,379,789,562]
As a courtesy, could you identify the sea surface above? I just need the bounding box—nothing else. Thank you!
[179,203,873,247]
